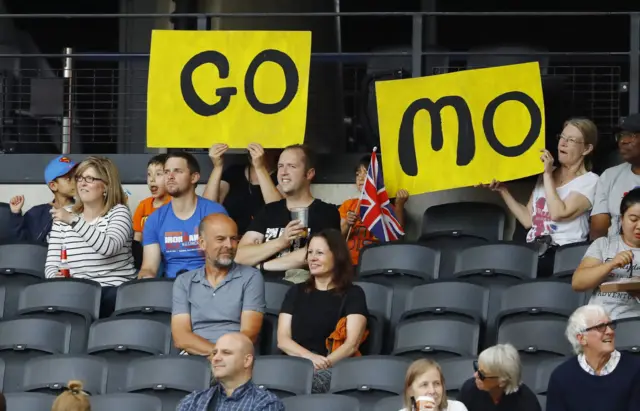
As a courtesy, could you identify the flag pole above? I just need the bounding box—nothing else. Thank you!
[346,146,377,240]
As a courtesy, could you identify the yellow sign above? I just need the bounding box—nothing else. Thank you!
[375,62,545,196]
[147,30,312,148]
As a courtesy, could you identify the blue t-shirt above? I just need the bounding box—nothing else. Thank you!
[142,196,228,278]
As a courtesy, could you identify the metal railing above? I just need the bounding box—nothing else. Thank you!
[0,11,637,155]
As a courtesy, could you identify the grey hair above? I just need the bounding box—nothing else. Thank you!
[565,304,610,355]
[478,344,522,395]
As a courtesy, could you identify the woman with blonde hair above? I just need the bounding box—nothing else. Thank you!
[400,359,468,411]
[51,380,91,411]
[45,156,137,317]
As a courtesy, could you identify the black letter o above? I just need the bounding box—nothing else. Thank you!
[483,91,542,157]
[244,50,299,115]
[180,51,238,116]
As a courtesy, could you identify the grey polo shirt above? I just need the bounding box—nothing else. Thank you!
[172,263,266,344]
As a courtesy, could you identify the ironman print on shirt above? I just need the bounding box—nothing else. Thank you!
[164,228,199,252]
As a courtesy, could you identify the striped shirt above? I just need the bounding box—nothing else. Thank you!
[45,204,137,287]
[177,380,284,411]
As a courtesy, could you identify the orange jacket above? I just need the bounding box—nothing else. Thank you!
[326,316,369,356]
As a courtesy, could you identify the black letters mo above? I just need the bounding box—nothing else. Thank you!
[180,49,299,116]
[397,91,542,177]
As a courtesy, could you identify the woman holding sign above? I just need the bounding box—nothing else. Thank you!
[481,118,599,275]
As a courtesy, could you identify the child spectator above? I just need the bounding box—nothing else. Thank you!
[51,380,91,411]
[133,154,171,242]
[8,155,77,244]
[339,155,409,265]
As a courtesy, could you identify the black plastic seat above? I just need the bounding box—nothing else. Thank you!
[420,202,506,242]
[91,393,163,411]
[4,392,55,411]
[0,242,48,318]
[393,318,480,361]
[22,355,108,395]
[552,243,590,280]
[282,394,360,411]
[114,278,174,323]
[252,356,313,398]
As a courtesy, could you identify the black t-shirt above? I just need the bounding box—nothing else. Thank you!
[458,378,541,411]
[280,283,369,356]
[222,164,279,235]
[247,198,341,277]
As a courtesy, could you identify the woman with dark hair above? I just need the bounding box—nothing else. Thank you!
[277,228,369,393]
[573,187,640,319]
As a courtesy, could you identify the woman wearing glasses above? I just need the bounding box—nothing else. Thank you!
[479,118,598,276]
[458,344,540,411]
[45,156,137,318]
[573,188,640,319]
[546,304,640,411]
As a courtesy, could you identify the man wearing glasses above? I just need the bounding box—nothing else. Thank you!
[546,304,640,410]
[591,113,640,240]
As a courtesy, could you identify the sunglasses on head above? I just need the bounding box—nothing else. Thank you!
[473,360,500,381]
[583,320,617,333]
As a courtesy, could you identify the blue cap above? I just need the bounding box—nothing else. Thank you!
[45,155,77,184]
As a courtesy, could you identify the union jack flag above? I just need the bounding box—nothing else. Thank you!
[359,150,405,242]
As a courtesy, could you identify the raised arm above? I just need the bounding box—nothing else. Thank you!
[248,143,283,204]
[202,143,228,203]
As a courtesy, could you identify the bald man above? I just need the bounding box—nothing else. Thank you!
[172,214,266,355]
[177,332,284,411]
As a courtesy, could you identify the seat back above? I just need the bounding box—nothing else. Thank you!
[264,280,291,314]
[114,279,173,316]
[358,243,440,281]
[421,202,506,242]
[439,357,477,395]
[282,394,360,411]
[403,282,489,324]
[612,318,640,356]
[253,356,314,397]
[23,355,108,395]
[91,393,163,411]
[497,317,573,360]
[0,242,48,318]
[552,243,590,279]
[4,392,55,411]
[393,318,480,360]
[373,395,403,411]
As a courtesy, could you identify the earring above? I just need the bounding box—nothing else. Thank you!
[103,192,107,197]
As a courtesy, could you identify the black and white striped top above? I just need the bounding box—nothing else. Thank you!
[45,204,137,287]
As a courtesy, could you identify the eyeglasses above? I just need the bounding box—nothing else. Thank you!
[473,360,500,381]
[556,134,584,145]
[75,175,104,184]
[615,131,639,143]
[583,320,617,333]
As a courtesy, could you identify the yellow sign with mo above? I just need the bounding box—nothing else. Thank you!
[147,30,312,148]
[375,62,545,196]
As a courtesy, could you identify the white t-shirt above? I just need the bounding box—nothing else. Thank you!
[526,172,599,245]
[584,235,640,320]
[399,399,468,411]
[591,163,640,238]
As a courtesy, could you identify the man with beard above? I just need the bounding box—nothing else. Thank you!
[138,151,227,279]
[171,214,266,355]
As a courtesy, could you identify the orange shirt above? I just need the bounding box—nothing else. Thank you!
[133,196,171,233]
[339,198,379,265]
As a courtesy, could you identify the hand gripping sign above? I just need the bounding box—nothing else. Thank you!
[375,62,546,196]
[147,30,312,148]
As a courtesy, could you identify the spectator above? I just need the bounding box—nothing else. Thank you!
[277,229,368,393]
[236,144,341,281]
[51,380,91,411]
[339,155,409,266]
[591,112,640,240]
[458,344,540,411]
[138,151,228,279]
[546,304,640,411]
[133,154,171,242]
[203,143,282,235]
[171,214,265,355]
[480,118,598,274]
[45,156,136,318]
[0,391,4,411]
[176,332,284,411]
[400,358,468,411]
[573,187,640,319]
[8,155,77,244]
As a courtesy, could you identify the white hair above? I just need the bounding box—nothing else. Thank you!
[565,304,609,355]
[478,343,522,395]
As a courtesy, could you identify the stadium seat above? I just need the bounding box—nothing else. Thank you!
[393,319,480,360]
[91,393,163,411]
[418,235,489,280]
[439,357,477,398]
[0,358,4,391]
[4,392,55,411]
[613,318,640,355]
[260,280,291,355]
[252,356,313,397]
[329,356,411,408]
[497,317,572,363]
[453,243,538,284]
[373,394,403,411]
[354,282,393,354]
[124,356,210,411]
[354,282,393,323]
[87,317,172,392]
[264,280,291,313]
[401,281,489,324]
[0,285,5,319]
[538,394,547,411]
[22,355,108,395]
[466,45,550,74]
[0,203,12,243]
[420,202,506,242]
[17,278,101,353]
[552,243,590,280]
[0,317,72,392]
[0,242,47,318]
[282,394,361,411]
[113,278,173,322]
[534,357,565,395]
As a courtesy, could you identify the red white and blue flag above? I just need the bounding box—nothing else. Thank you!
[358,149,405,242]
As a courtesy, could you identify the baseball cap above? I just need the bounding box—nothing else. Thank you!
[617,113,640,134]
[45,155,77,184]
